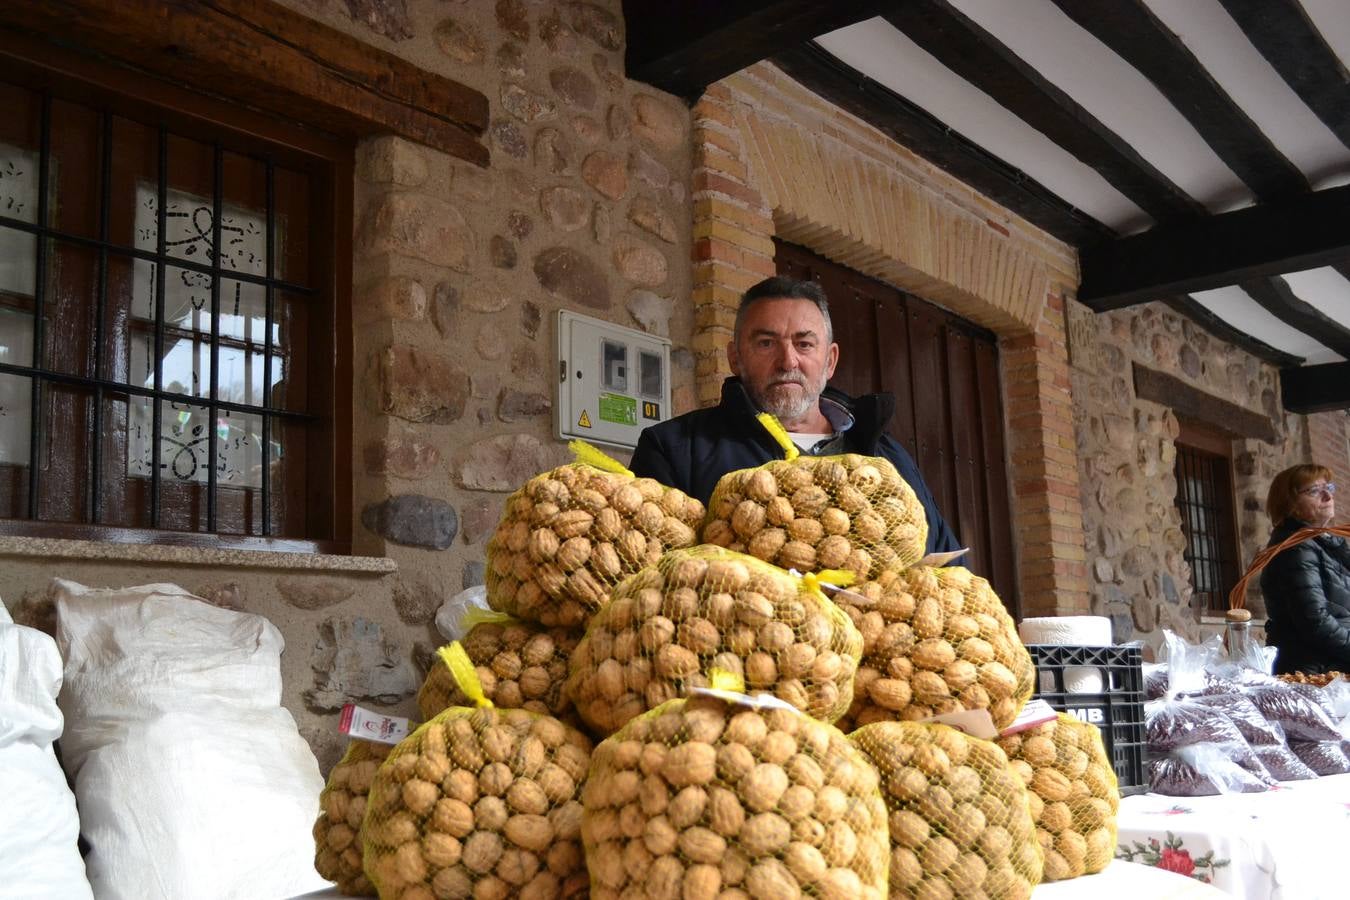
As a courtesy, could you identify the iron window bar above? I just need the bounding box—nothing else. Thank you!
[0,212,316,298]
[27,93,51,519]
[90,109,113,523]
[262,156,275,537]
[6,111,310,536]
[0,362,317,421]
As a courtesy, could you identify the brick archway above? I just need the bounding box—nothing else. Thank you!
[691,64,1089,616]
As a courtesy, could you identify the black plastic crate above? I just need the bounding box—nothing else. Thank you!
[1025,644,1147,796]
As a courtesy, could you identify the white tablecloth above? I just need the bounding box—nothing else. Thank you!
[1115,772,1350,899]
[290,859,1225,899]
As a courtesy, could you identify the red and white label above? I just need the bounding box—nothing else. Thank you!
[339,704,412,745]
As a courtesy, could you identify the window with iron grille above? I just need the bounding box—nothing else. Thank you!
[1173,423,1241,614]
[0,59,349,550]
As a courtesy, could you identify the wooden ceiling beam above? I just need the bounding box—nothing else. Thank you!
[1282,362,1350,414]
[1050,0,1308,202]
[1078,181,1350,309]
[770,43,1114,247]
[1240,277,1350,359]
[1161,295,1305,369]
[0,0,490,165]
[882,0,1205,224]
[622,0,888,101]
[1219,0,1350,151]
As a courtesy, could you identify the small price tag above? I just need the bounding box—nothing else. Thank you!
[917,548,971,568]
[998,699,1059,737]
[339,704,413,745]
[919,708,998,740]
[688,686,800,714]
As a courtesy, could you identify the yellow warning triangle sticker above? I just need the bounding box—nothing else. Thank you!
[577,410,592,428]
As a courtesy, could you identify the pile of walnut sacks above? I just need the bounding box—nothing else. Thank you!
[1145,631,1350,794]
[313,442,1125,899]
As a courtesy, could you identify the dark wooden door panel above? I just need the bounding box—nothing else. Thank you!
[774,239,1017,613]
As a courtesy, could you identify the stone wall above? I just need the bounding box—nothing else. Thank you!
[0,0,693,772]
[1066,299,1334,653]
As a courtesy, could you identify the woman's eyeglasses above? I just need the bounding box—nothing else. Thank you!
[1300,482,1337,498]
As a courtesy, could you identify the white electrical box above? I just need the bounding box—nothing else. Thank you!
[556,310,672,450]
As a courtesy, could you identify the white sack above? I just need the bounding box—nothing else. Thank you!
[53,580,329,900]
[0,601,94,899]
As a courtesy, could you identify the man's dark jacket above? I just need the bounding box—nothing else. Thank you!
[1260,516,1350,675]
[629,377,962,557]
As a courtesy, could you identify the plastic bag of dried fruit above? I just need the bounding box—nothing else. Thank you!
[582,672,890,900]
[830,564,1034,731]
[996,713,1118,882]
[565,545,864,736]
[486,441,705,629]
[314,739,393,895]
[851,720,1042,899]
[419,613,581,721]
[701,413,927,579]
[363,644,591,900]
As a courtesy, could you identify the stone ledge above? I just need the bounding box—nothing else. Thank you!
[0,535,398,575]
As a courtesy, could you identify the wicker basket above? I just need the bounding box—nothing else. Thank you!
[1228,523,1350,620]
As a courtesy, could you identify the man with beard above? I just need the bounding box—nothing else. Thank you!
[630,275,961,557]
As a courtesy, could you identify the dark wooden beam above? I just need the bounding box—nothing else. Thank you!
[0,0,490,165]
[1282,362,1350,413]
[1239,276,1350,359]
[1219,0,1350,151]
[883,0,1205,224]
[623,0,888,101]
[1134,364,1278,442]
[1161,295,1305,369]
[770,43,1114,247]
[1078,181,1350,309]
[1050,0,1308,202]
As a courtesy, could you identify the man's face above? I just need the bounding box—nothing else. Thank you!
[727,297,839,422]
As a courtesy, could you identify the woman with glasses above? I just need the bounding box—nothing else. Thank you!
[1259,464,1349,675]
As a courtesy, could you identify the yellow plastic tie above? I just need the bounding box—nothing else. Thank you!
[756,412,800,461]
[709,667,746,693]
[801,569,855,600]
[462,608,517,628]
[437,642,494,708]
[568,439,633,476]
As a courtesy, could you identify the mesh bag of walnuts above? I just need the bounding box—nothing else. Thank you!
[486,441,705,629]
[565,545,864,736]
[700,414,928,580]
[830,564,1034,731]
[419,618,581,721]
[582,680,890,900]
[996,714,1118,882]
[851,721,1043,899]
[314,739,393,895]
[363,644,592,900]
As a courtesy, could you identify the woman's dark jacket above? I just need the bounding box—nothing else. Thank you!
[629,377,962,557]
[1260,516,1350,675]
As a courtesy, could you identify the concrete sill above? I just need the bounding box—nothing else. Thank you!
[0,534,398,575]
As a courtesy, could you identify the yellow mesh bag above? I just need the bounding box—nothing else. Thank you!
[363,644,592,900]
[565,545,864,736]
[582,685,890,900]
[700,414,928,579]
[996,714,1119,881]
[315,739,393,895]
[418,618,582,721]
[831,565,1034,731]
[851,721,1043,899]
[486,441,705,628]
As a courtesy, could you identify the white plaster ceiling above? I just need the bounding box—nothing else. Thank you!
[816,1,1350,367]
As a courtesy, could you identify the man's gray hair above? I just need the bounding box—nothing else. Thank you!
[733,276,834,344]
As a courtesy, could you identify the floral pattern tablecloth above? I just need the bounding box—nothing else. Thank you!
[1115,772,1350,899]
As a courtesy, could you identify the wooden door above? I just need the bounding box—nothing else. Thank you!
[775,240,1018,612]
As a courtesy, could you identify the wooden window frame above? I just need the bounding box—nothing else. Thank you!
[0,41,352,555]
[1174,421,1242,615]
